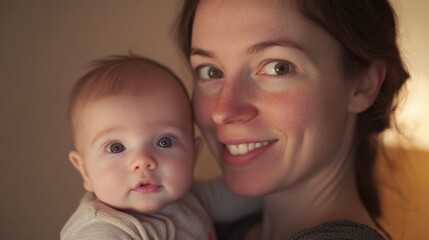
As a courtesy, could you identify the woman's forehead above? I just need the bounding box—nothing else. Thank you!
[192,0,339,62]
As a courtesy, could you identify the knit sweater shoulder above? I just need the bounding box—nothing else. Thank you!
[61,192,215,240]
[215,214,385,240]
[288,219,385,240]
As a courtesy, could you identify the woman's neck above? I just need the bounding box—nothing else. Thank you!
[260,155,376,240]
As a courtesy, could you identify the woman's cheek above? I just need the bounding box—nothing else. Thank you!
[192,92,219,150]
[266,90,315,133]
[192,92,224,160]
[192,93,213,130]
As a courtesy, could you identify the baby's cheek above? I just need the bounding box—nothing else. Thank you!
[166,160,194,187]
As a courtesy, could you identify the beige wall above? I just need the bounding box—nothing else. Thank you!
[0,0,426,239]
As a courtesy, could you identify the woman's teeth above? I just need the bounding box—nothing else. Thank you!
[226,141,270,155]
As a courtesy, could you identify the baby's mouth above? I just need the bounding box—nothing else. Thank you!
[133,181,162,193]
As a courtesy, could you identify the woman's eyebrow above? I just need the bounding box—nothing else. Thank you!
[190,48,216,58]
[246,39,305,55]
[191,39,305,59]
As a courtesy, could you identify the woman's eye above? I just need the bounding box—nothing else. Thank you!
[196,66,224,80]
[261,60,293,76]
[157,136,175,148]
[107,142,125,153]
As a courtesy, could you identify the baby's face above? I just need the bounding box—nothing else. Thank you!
[71,80,196,213]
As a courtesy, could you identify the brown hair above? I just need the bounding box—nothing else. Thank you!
[175,0,409,219]
[69,54,189,141]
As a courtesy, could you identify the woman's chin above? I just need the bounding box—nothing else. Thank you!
[223,170,272,197]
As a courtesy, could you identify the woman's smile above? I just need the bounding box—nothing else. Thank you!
[222,140,277,167]
[226,140,273,155]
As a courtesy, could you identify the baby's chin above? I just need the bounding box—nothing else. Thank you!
[99,190,187,215]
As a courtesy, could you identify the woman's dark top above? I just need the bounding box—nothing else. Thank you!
[215,213,385,240]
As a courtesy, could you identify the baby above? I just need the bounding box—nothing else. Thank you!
[61,55,259,240]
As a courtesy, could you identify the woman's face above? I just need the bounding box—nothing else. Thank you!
[191,0,358,196]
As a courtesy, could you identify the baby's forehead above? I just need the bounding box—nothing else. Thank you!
[72,62,183,111]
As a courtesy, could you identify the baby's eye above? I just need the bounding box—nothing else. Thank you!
[107,142,126,153]
[156,136,175,148]
[196,66,224,80]
[260,60,294,76]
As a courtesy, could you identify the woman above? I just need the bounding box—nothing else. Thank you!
[176,0,409,239]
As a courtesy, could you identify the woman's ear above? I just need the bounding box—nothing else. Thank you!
[348,61,386,113]
[193,136,203,162]
[68,150,94,192]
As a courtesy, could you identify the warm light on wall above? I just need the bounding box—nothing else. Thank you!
[383,0,429,150]
[383,78,429,150]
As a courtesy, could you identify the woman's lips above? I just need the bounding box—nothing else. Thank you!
[225,141,271,155]
[132,181,162,194]
[222,140,276,167]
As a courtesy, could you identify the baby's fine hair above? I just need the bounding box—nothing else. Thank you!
[69,53,189,133]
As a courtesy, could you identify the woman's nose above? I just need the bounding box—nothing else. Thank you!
[131,152,157,172]
[211,80,257,125]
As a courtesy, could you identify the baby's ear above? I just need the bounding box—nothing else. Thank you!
[348,61,386,113]
[68,150,94,192]
[193,136,203,161]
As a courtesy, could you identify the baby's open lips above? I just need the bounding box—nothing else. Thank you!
[133,180,162,193]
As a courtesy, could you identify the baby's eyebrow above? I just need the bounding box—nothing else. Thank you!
[91,127,123,147]
[245,39,305,55]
